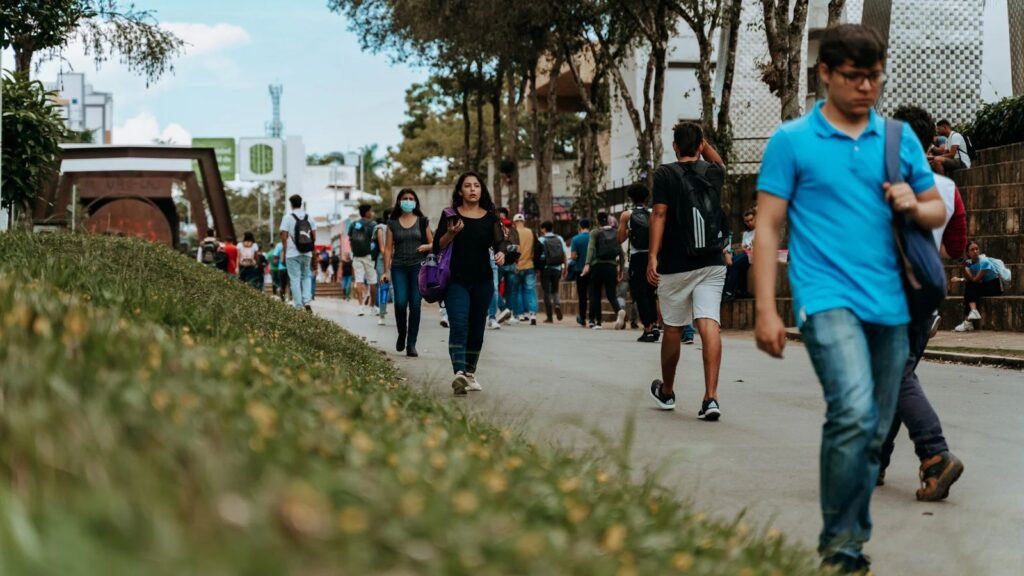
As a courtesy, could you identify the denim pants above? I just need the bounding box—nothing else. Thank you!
[445,280,494,375]
[540,268,562,319]
[285,254,313,309]
[628,252,657,327]
[499,264,519,315]
[880,315,948,470]
[801,308,908,558]
[516,269,538,315]
[391,264,422,348]
[488,258,500,318]
[724,252,751,297]
[589,263,620,324]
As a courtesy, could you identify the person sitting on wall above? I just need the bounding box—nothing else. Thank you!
[928,120,971,175]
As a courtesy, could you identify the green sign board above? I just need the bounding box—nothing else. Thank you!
[193,137,236,181]
[249,143,274,175]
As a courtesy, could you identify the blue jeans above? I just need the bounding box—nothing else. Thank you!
[285,254,313,309]
[516,269,538,315]
[499,264,519,315]
[445,280,494,374]
[801,308,908,559]
[391,264,422,348]
[488,259,500,318]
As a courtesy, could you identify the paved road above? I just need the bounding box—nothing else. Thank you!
[315,299,1023,576]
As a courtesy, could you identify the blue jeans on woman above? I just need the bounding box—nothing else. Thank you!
[445,280,494,375]
[801,307,908,560]
[488,258,500,318]
[391,264,422,349]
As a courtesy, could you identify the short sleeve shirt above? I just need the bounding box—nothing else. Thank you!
[570,232,590,273]
[757,101,935,326]
[279,210,317,259]
[969,258,997,282]
[947,132,971,168]
[652,160,726,274]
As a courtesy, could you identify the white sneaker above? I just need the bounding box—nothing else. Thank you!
[496,308,512,324]
[488,318,501,330]
[357,306,366,316]
[614,309,626,330]
[465,373,482,391]
[528,313,537,326]
[452,372,469,395]
[967,309,982,321]
[440,312,449,328]
[591,324,603,330]
[508,317,519,325]
[953,321,974,332]
[377,317,385,326]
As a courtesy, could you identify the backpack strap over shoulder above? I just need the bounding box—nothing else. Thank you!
[884,118,904,185]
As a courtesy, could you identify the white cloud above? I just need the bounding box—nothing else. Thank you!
[113,112,191,145]
[162,22,250,57]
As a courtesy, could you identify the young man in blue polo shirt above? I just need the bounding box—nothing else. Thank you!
[753,25,946,574]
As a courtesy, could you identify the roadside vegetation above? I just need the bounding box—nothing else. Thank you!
[0,233,821,575]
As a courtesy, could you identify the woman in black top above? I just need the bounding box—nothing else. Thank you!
[383,189,433,357]
[434,171,511,395]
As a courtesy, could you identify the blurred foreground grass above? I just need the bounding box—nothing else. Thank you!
[0,233,821,575]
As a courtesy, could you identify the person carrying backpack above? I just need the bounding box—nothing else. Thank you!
[196,228,226,270]
[618,182,659,342]
[535,221,568,323]
[278,194,317,312]
[383,190,433,357]
[512,214,538,324]
[582,212,624,329]
[348,204,378,315]
[237,231,262,290]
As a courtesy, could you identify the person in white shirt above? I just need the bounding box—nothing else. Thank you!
[929,119,971,175]
[724,208,756,301]
[278,194,317,311]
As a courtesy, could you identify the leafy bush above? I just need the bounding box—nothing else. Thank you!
[964,94,1024,150]
[0,233,821,575]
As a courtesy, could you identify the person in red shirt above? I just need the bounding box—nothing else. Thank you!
[222,236,239,276]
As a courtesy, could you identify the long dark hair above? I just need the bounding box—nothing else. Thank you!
[451,171,496,214]
[391,188,425,219]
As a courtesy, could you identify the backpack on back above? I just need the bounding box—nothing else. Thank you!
[956,132,976,162]
[986,256,1012,282]
[348,219,372,257]
[542,236,565,267]
[594,228,620,261]
[200,239,219,266]
[667,161,727,257]
[292,214,315,254]
[629,206,651,251]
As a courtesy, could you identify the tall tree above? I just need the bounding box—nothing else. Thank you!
[759,0,811,120]
[526,54,564,222]
[814,0,848,100]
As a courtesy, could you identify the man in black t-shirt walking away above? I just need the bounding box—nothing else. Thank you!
[647,122,728,420]
[618,182,659,342]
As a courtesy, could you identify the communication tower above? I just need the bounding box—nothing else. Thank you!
[266,83,283,138]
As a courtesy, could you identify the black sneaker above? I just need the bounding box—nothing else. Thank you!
[396,333,406,352]
[637,331,659,343]
[821,552,871,575]
[406,346,418,358]
[682,334,695,345]
[698,398,721,421]
[649,380,675,410]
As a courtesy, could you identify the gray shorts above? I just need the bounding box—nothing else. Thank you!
[657,265,727,327]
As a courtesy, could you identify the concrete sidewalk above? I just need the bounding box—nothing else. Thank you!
[315,299,1023,576]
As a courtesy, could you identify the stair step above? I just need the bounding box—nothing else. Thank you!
[967,208,1024,236]
[958,184,1023,211]
[938,296,1024,331]
[975,142,1024,166]
[953,160,1024,188]
[962,235,1024,263]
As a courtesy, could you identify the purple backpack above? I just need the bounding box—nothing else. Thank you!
[419,207,456,303]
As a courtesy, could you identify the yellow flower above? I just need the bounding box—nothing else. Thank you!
[452,490,478,515]
[738,568,755,576]
[671,552,694,571]
[32,316,52,337]
[398,468,418,485]
[596,470,610,484]
[430,452,448,470]
[564,498,589,524]
[151,390,171,411]
[246,401,278,437]
[351,431,374,454]
[504,456,523,470]
[480,469,507,493]
[337,506,369,535]
[516,533,545,559]
[398,493,424,517]
[602,524,627,552]
[558,477,580,493]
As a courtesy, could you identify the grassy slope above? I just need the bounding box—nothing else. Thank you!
[0,233,821,575]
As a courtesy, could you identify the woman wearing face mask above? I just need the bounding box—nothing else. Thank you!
[434,172,512,395]
[383,189,433,357]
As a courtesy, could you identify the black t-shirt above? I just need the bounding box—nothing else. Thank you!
[432,209,509,284]
[651,160,726,274]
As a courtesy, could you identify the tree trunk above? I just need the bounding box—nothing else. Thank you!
[13,43,34,76]
[506,68,524,213]
[696,33,716,140]
[491,61,506,206]
[783,1,810,120]
[716,0,742,161]
[816,0,848,100]
[460,84,471,172]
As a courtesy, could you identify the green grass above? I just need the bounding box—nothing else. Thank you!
[0,233,822,575]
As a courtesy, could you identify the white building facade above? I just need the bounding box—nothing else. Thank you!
[46,72,113,144]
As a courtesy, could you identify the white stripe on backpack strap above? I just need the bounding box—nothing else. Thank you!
[692,208,705,248]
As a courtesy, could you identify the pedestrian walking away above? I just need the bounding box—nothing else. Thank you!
[222,236,239,277]
[433,171,512,395]
[536,221,568,322]
[270,240,289,301]
[348,204,378,316]
[877,105,967,502]
[646,122,728,420]
[582,212,624,330]
[512,214,538,324]
[569,219,593,327]
[237,231,262,290]
[383,189,433,358]
[753,24,946,574]
[496,207,520,323]
[197,228,226,271]
[618,182,659,342]
[279,194,318,312]
[375,212,392,325]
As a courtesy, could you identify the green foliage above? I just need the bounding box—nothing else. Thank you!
[0,233,823,574]
[1,71,68,216]
[964,94,1024,150]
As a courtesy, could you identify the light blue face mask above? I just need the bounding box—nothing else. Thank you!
[400,199,416,213]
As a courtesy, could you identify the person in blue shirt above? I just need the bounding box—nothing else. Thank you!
[752,25,946,574]
[569,219,592,326]
[952,241,1004,331]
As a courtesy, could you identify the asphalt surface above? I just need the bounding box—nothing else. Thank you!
[315,298,1024,576]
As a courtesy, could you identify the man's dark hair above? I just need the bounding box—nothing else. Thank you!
[578,218,591,230]
[627,182,649,204]
[289,194,302,209]
[936,119,952,128]
[207,227,217,237]
[358,204,372,217]
[672,122,703,158]
[818,24,886,69]
[498,206,510,218]
[597,211,608,226]
[540,220,553,232]
[893,105,936,152]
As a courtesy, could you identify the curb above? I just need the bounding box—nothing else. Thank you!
[784,330,1023,370]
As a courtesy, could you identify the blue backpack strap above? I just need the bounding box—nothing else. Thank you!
[884,118,904,185]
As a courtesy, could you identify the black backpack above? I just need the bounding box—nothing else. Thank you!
[956,132,975,163]
[536,235,566,268]
[348,219,372,257]
[628,206,651,251]
[666,161,727,257]
[292,214,315,254]
[200,238,219,266]
[594,228,620,261]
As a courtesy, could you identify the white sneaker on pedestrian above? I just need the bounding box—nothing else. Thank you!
[508,317,519,325]
[496,308,512,324]
[488,318,501,330]
[529,313,537,326]
[452,372,469,395]
[377,317,385,326]
[614,309,626,330]
[440,311,449,328]
[357,306,366,316]
[591,324,603,330]
[967,309,981,321]
[465,373,482,391]
[953,320,974,332]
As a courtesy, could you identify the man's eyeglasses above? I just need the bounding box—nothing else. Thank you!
[833,69,887,87]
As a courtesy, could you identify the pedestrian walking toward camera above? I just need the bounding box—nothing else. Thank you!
[512,214,538,324]
[348,204,378,316]
[237,231,262,290]
[877,104,967,502]
[434,171,512,395]
[536,221,567,322]
[340,254,354,300]
[618,182,659,342]
[646,123,728,420]
[279,194,318,312]
[753,25,945,573]
[569,219,592,327]
[496,207,520,322]
[383,189,433,357]
[583,212,624,329]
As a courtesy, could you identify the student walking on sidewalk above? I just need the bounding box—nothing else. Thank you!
[537,221,568,322]
[383,189,433,358]
[279,194,318,312]
[582,212,624,329]
[753,25,945,574]
[569,219,592,327]
[434,172,512,395]
[618,182,659,342]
